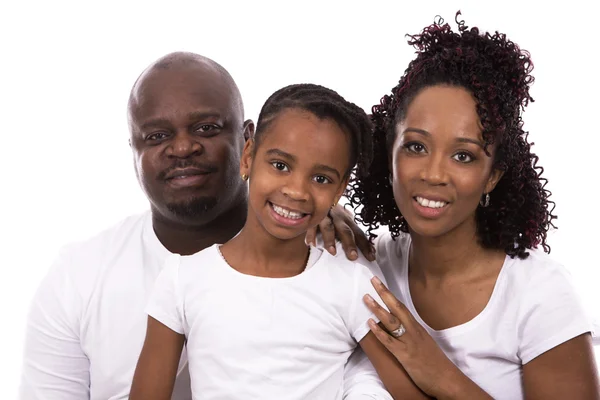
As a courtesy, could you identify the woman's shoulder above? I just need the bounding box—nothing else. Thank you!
[503,247,572,288]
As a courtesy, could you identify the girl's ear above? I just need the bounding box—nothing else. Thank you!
[240,138,255,178]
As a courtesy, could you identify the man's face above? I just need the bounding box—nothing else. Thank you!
[129,64,250,225]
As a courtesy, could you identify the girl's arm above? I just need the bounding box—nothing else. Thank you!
[130,316,186,400]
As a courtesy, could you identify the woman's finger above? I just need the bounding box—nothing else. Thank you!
[368,319,407,354]
[364,294,405,335]
[370,276,419,332]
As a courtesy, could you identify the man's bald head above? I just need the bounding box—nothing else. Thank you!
[128,52,245,124]
[127,51,253,227]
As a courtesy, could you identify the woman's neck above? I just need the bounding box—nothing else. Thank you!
[220,211,310,278]
[408,217,502,282]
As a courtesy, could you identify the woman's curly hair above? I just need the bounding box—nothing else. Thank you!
[347,12,556,259]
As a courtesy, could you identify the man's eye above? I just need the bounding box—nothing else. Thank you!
[146,132,168,141]
[196,124,219,133]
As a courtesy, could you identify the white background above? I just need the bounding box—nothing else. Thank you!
[1,0,598,396]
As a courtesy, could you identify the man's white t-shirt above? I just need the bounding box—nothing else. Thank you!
[19,211,391,400]
[371,231,592,400]
[146,244,388,400]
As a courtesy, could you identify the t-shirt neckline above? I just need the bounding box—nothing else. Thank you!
[400,236,512,338]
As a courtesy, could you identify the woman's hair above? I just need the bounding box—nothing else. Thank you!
[348,12,556,259]
[253,83,373,178]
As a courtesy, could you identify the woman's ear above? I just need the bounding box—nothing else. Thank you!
[240,138,255,178]
[485,168,505,194]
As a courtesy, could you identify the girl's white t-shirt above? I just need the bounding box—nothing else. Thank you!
[146,244,388,400]
[372,231,592,400]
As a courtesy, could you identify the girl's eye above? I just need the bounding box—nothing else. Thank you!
[312,175,332,184]
[404,142,426,153]
[271,161,289,172]
[452,152,474,163]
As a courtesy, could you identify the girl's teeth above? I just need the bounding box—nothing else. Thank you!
[273,204,304,219]
[416,197,447,209]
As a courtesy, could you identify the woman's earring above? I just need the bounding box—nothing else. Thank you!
[388,174,393,186]
[241,173,248,181]
[480,193,490,208]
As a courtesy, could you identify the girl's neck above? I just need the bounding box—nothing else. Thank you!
[408,217,504,282]
[220,212,310,278]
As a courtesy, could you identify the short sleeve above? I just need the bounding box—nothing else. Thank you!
[145,254,185,335]
[343,348,393,399]
[517,262,592,364]
[348,265,388,342]
[19,247,91,399]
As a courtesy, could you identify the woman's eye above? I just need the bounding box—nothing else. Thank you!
[405,143,425,153]
[271,161,289,172]
[453,152,474,163]
[312,175,332,184]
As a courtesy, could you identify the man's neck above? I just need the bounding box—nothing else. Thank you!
[152,202,247,256]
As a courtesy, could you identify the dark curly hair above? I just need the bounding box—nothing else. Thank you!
[348,12,556,259]
[254,83,373,178]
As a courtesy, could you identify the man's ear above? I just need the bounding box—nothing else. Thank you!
[243,119,255,142]
[240,138,255,178]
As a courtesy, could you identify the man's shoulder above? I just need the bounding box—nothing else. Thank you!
[61,211,149,257]
[52,211,151,282]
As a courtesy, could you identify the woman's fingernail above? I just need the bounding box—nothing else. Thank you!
[350,250,358,259]
[329,246,337,255]
[372,276,382,285]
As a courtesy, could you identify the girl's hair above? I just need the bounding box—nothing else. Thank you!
[348,12,556,259]
[254,83,373,178]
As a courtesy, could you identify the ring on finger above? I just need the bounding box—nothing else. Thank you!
[389,323,406,338]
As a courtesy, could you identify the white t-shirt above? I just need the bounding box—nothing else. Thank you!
[371,231,592,400]
[19,211,391,400]
[146,244,389,400]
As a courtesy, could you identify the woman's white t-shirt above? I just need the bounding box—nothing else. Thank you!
[146,244,388,400]
[373,232,592,400]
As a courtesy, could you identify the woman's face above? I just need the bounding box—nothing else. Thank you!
[390,85,503,239]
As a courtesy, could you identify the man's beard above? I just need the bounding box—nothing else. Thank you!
[166,196,218,220]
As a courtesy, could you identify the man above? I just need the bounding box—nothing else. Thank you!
[19,52,383,399]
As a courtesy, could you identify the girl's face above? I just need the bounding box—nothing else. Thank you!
[390,85,503,239]
[240,108,351,241]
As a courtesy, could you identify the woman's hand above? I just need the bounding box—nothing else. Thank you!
[364,276,492,400]
[305,204,375,261]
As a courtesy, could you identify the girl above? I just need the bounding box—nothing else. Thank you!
[130,84,427,399]
[349,13,599,400]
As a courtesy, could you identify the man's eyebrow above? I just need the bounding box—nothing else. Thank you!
[186,111,222,122]
[139,111,223,130]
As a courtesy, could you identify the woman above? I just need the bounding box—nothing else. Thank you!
[348,12,599,399]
